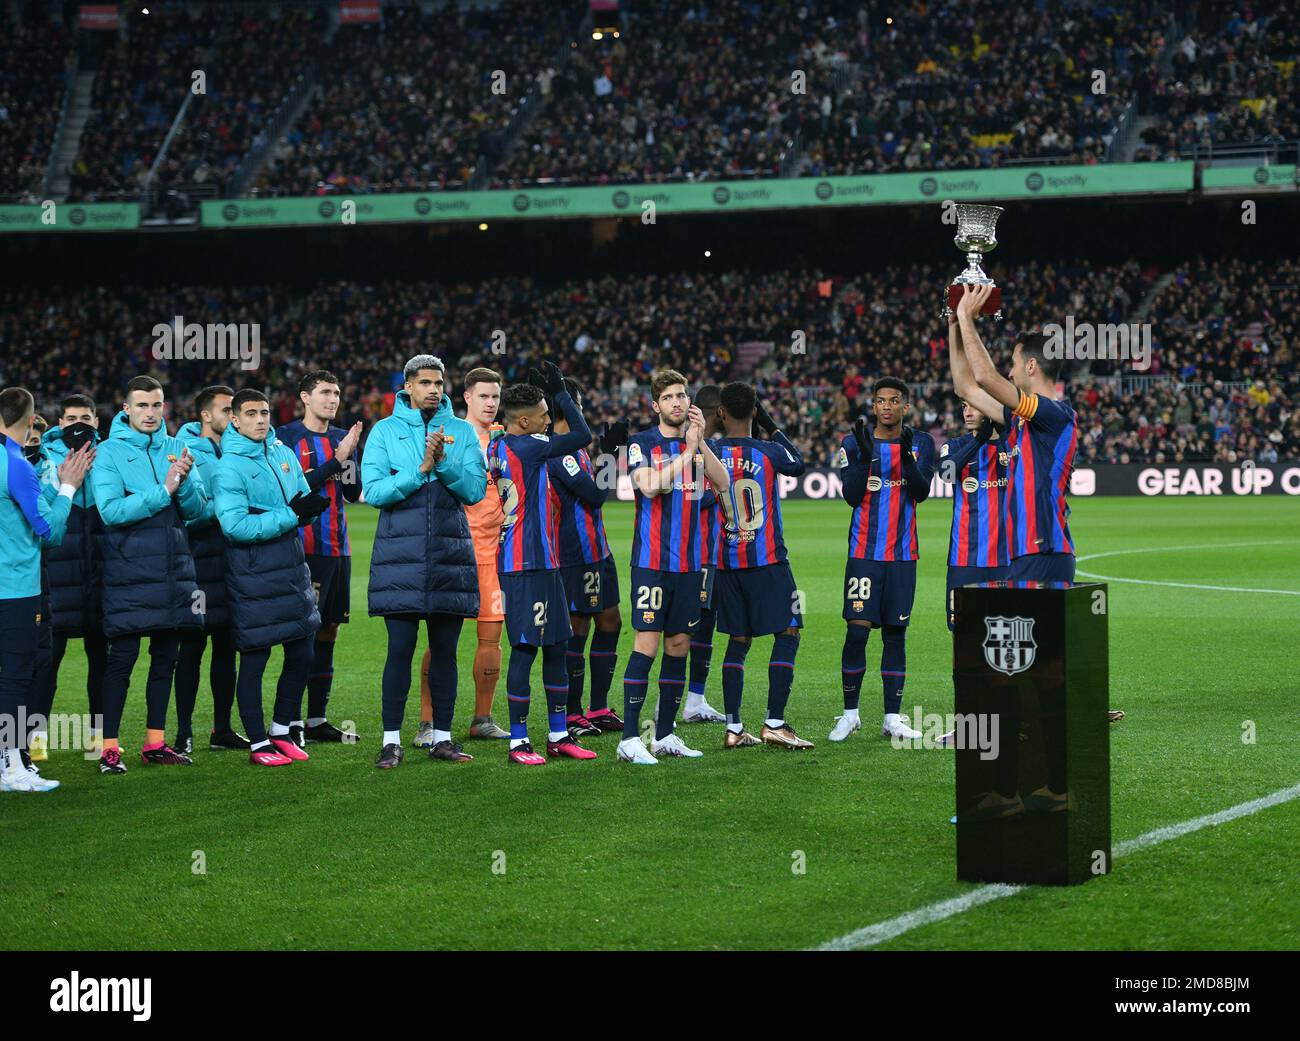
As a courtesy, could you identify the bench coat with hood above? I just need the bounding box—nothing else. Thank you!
[211,424,320,651]
[39,423,103,634]
[177,421,231,629]
[89,412,209,638]
[362,391,486,618]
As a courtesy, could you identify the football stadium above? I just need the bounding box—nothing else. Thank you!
[1,0,1297,998]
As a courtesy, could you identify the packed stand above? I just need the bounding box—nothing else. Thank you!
[150,8,326,198]
[0,4,74,204]
[2,258,1294,470]
[494,0,1164,188]
[493,0,845,187]
[800,0,1166,178]
[252,2,575,197]
[1076,255,1300,465]
[68,6,226,201]
[1136,3,1299,161]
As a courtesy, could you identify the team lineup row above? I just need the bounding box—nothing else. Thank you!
[0,285,1079,788]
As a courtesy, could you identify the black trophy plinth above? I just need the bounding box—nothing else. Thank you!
[952,581,1110,885]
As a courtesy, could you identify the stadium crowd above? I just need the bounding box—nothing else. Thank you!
[1135,3,1299,161]
[0,6,73,204]
[494,0,1165,187]
[252,2,573,196]
[67,6,324,201]
[8,0,1295,206]
[3,257,1295,468]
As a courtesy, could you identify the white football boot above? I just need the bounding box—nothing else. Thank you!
[682,696,726,723]
[1,750,59,793]
[881,713,922,740]
[616,736,658,765]
[828,712,862,742]
[650,733,704,759]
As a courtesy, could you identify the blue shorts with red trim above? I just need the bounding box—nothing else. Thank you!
[843,559,917,627]
[1008,553,1076,584]
[629,566,702,634]
[560,555,620,616]
[500,570,574,647]
[715,563,803,638]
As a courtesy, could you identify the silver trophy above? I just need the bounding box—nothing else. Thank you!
[942,203,1003,320]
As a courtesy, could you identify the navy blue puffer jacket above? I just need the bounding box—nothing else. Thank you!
[178,422,230,629]
[212,424,320,651]
[40,425,104,634]
[362,392,486,617]
[89,414,208,638]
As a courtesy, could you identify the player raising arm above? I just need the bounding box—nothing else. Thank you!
[489,362,599,765]
[546,377,625,738]
[950,283,1078,583]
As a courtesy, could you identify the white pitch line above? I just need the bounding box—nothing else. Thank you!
[1113,783,1300,857]
[1076,540,1300,596]
[814,783,1300,951]
[1076,540,1300,563]
[1074,571,1300,596]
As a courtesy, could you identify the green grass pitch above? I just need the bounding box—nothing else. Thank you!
[5,497,1298,950]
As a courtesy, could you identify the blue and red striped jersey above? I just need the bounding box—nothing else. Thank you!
[489,432,562,573]
[941,432,1009,568]
[277,419,358,557]
[1001,394,1077,559]
[713,432,805,569]
[546,448,611,566]
[835,431,937,562]
[700,498,720,572]
[487,392,593,573]
[627,428,714,573]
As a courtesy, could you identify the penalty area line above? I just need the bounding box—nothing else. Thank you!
[813,783,1300,951]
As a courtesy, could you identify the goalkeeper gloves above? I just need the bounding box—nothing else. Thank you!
[851,415,873,461]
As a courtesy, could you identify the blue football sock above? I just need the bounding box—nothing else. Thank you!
[766,632,800,722]
[588,628,619,712]
[881,625,907,715]
[506,643,538,740]
[655,652,687,741]
[621,650,654,739]
[721,638,750,726]
[841,625,870,711]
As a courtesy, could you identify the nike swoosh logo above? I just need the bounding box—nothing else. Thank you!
[899,614,910,621]
[687,620,699,627]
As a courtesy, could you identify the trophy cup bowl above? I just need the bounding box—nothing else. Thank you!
[943,203,1003,320]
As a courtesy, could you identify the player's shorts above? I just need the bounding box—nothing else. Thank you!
[307,555,351,625]
[1008,553,1076,584]
[842,558,918,627]
[499,570,574,647]
[630,566,703,634]
[699,563,717,612]
[476,561,505,622]
[715,562,803,638]
[559,555,620,616]
[946,564,1009,631]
